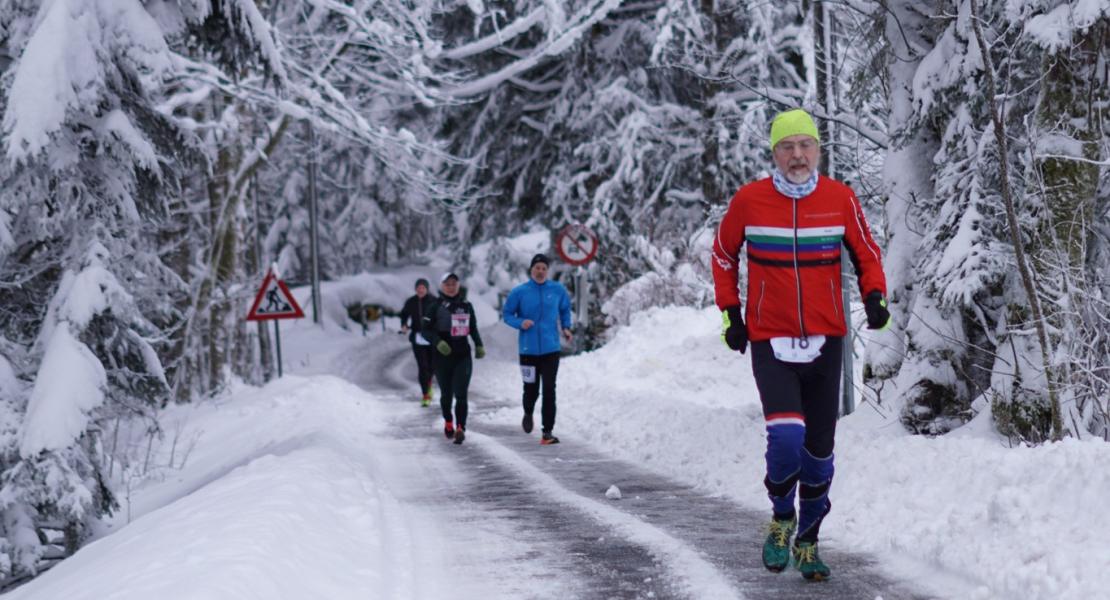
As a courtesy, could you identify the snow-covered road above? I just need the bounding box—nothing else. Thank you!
[340,334,934,600]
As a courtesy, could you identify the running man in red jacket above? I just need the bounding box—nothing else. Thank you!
[712,108,891,581]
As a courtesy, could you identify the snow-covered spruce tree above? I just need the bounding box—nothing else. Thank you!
[860,0,937,408]
[867,0,1109,440]
[0,242,171,579]
[0,0,289,579]
[0,0,191,576]
[864,0,1037,435]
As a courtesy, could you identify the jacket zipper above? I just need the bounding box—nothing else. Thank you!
[792,199,807,338]
[829,280,839,320]
[538,282,544,349]
[756,281,766,325]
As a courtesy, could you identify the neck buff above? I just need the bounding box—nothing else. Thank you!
[772,169,818,199]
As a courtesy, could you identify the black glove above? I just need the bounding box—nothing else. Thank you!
[864,291,891,330]
[721,306,748,354]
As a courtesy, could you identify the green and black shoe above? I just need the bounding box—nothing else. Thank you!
[792,540,831,581]
[761,517,796,572]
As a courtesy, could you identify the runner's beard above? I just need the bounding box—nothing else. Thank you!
[785,164,814,184]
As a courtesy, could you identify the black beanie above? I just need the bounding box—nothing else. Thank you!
[415,278,430,290]
[530,253,550,268]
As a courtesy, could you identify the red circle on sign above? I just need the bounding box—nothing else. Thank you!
[555,224,599,266]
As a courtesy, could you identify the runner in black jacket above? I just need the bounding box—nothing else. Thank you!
[399,278,434,406]
[421,272,485,445]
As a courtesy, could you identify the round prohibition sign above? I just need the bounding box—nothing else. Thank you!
[555,224,599,266]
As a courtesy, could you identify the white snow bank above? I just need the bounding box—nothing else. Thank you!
[6,373,541,600]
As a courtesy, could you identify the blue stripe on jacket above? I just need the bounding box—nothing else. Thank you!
[502,279,572,355]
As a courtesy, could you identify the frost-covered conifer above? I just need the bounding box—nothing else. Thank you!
[867,0,1109,440]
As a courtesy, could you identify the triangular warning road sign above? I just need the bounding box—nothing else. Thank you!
[246,268,305,321]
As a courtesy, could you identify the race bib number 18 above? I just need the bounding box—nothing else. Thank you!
[769,335,826,364]
[451,313,470,336]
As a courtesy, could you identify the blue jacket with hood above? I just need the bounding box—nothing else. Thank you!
[502,278,572,355]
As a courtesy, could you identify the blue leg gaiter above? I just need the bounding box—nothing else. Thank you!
[797,446,834,542]
[764,422,805,519]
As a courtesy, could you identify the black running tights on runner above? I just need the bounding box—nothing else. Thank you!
[435,353,473,428]
[751,336,843,542]
[751,336,843,457]
[520,352,560,433]
[411,343,434,394]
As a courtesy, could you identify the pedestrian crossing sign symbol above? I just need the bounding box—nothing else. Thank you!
[246,267,305,321]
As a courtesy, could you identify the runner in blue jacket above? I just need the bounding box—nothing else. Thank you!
[502,254,573,444]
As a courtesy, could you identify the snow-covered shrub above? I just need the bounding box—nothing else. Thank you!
[601,267,701,328]
[602,252,711,330]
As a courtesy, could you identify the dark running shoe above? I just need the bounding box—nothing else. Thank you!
[540,431,560,445]
[453,426,466,445]
[522,413,534,434]
[444,420,455,439]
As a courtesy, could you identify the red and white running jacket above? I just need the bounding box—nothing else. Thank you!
[712,176,887,342]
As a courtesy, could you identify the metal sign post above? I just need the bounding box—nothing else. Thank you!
[306,123,322,325]
[273,320,283,377]
[841,255,855,415]
[575,267,590,353]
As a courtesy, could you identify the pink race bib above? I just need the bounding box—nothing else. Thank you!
[451,313,470,336]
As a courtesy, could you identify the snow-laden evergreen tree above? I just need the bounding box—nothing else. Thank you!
[0,0,294,580]
[0,0,189,578]
[865,0,1109,440]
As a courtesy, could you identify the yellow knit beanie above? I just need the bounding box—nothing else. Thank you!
[769,109,820,149]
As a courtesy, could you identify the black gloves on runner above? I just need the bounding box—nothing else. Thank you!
[721,306,748,354]
[864,291,891,330]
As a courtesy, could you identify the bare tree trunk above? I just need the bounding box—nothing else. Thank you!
[813,0,836,178]
[207,137,236,390]
[170,108,291,400]
[249,171,275,381]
